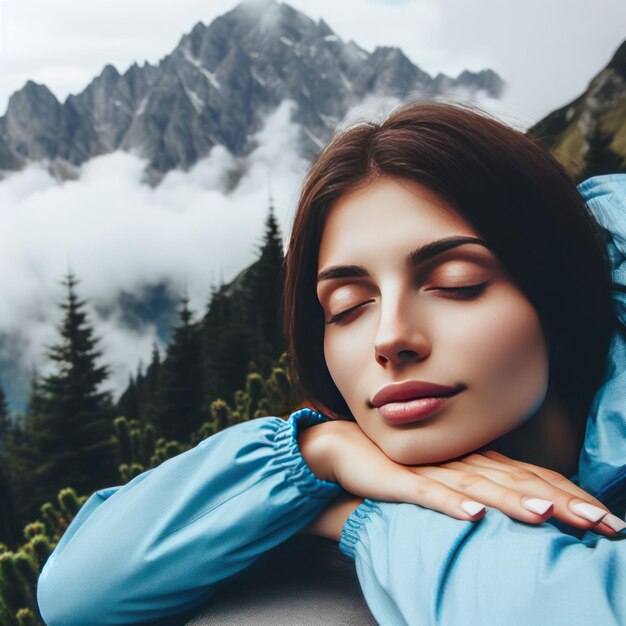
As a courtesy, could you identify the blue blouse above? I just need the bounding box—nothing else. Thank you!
[36,174,626,626]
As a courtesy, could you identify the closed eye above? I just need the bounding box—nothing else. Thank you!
[325,281,490,326]
[326,300,374,325]
[432,281,490,298]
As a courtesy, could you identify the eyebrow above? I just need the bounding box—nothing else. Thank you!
[316,235,493,285]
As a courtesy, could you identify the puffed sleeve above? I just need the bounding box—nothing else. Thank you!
[575,173,626,494]
[36,409,343,626]
[339,499,626,626]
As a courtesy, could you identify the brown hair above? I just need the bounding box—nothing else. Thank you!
[282,100,621,442]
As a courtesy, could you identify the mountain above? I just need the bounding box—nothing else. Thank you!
[526,39,626,181]
[0,0,505,187]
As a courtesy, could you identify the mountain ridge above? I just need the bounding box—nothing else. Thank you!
[0,0,505,187]
[526,38,626,180]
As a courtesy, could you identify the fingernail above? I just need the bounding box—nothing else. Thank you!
[569,501,608,523]
[522,498,553,515]
[603,513,626,533]
[461,500,486,516]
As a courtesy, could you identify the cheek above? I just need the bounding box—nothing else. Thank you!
[323,326,368,402]
[448,286,550,422]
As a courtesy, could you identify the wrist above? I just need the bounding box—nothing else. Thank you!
[297,421,339,483]
[303,493,365,542]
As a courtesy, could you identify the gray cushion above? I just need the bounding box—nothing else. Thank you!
[185,534,378,625]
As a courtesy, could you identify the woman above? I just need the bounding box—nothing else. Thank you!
[36,101,626,626]
[286,100,626,536]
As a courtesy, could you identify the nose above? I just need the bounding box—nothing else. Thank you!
[374,290,431,368]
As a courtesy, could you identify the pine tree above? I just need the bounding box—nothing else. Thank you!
[7,271,118,520]
[200,283,253,416]
[117,374,140,423]
[0,380,21,548]
[0,458,21,549]
[0,380,9,449]
[242,199,286,374]
[154,295,204,441]
[200,282,224,415]
[142,344,161,424]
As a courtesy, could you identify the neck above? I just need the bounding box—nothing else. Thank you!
[485,392,583,478]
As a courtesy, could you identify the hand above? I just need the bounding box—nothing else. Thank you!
[405,449,622,537]
[298,419,621,537]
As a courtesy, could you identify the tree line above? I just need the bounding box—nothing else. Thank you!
[0,203,308,624]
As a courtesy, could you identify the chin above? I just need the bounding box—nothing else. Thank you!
[377,438,441,466]
[378,435,476,466]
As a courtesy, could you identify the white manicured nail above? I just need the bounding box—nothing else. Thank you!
[569,502,608,523]
[603,513,626,533]
[522,498,553,515]
[461,500,486,516]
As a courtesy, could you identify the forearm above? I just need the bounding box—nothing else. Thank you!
[37,410,344,626]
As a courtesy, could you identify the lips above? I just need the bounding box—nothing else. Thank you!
[370,379,464,409]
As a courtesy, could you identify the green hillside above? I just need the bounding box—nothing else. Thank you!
[527,39,626,182]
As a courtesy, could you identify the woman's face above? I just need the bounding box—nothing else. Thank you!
[316,175,551,465]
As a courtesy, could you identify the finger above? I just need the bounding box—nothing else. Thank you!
[375,469,489,522]
[409,464,558,525]
[477,451,611,512]
[409,463,617,536]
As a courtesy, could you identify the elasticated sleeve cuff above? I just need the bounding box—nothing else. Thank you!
[339,498,380,559]
[277,407,345,498]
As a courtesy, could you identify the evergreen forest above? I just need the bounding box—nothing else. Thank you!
[0,204,310,625]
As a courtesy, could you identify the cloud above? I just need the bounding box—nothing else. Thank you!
[0,99,310,409]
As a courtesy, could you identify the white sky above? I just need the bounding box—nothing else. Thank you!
[0,0,624,411]
[1,0,625,126]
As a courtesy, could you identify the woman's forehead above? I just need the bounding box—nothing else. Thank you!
[318,177,480,263]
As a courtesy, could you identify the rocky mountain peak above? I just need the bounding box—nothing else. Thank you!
[9,80,59,111]
[0,0,506,185]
